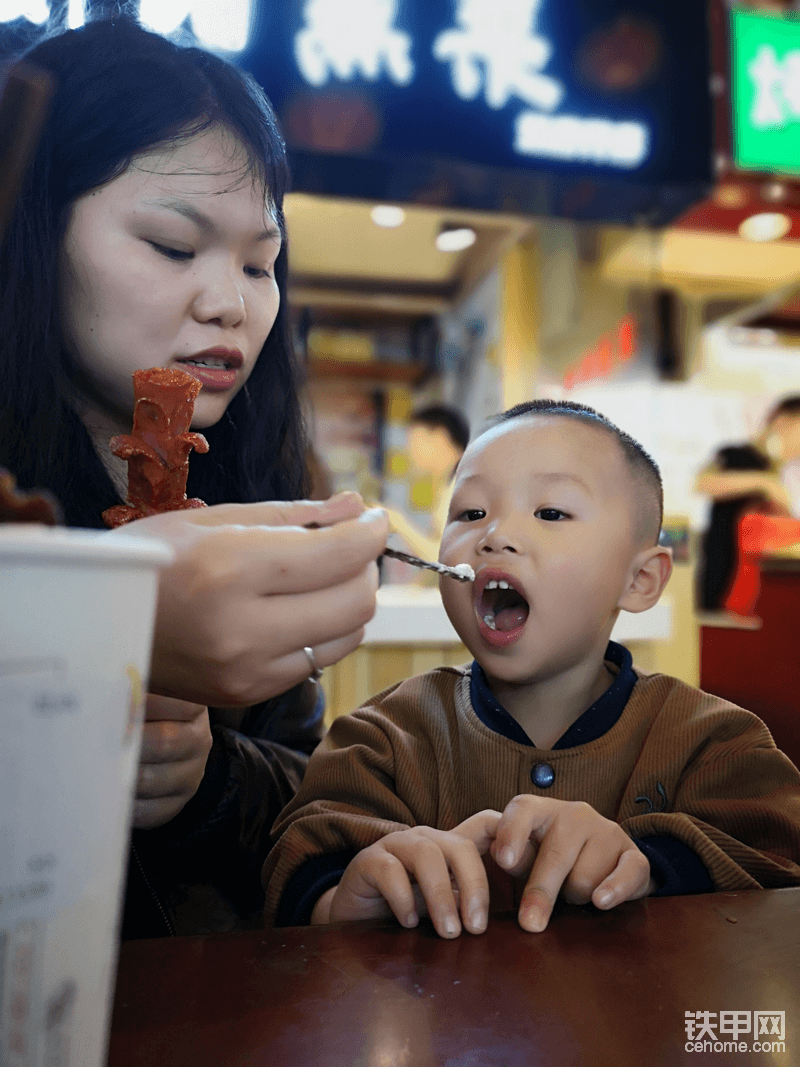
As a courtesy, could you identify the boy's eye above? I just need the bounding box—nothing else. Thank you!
[150,242,193,262]
[536,507,568,521]
[457,508,486,522]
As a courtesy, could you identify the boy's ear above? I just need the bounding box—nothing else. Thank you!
[617,545,673,614]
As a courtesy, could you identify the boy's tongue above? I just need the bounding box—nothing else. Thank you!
[494,605,528,632]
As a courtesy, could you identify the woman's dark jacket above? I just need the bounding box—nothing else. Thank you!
[21,444,326,938]
[122,683,323,938]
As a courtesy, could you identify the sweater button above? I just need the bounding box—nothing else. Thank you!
[531,762,555,789]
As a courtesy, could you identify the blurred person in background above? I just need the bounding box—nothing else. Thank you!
[383,404,469,563]
[695,396,800,612]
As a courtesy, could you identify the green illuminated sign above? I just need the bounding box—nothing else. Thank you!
[731,9,800,173]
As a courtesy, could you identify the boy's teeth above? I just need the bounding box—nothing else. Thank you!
[483,614,497,630]
[485,579,510,590]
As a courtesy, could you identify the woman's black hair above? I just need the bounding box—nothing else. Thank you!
[0,17,309,528]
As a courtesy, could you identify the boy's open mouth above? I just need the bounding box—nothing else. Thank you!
[476,573,530,638]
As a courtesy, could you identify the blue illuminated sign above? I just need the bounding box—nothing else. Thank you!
[1,0,711,219]
[285,0,649,169]
[0,0,254,51]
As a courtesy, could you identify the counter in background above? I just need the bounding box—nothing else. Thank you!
[321,584,680,725]
[363,585,673,644]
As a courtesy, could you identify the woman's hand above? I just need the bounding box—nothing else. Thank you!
[133,694,213,829]
[111,492,389,707]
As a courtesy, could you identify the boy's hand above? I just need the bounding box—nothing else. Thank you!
[311,811,501,938]
[491,795,656,933]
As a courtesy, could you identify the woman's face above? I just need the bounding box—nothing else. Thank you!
[59,126,282,429]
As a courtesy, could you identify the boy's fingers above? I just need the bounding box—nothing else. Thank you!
[491,795,552,876]
[517,833,585,933]
[453,810,502,854]
[592,846,653,909]
[351,850,419,928]
[396,840,462,939]
[439,839,490,934]
[561,838,622,906]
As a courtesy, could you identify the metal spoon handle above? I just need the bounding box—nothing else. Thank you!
[381,547,473,582]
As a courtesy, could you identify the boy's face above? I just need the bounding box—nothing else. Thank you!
[439,417,645,687]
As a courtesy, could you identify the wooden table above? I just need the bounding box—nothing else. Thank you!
[109,889,800,1067]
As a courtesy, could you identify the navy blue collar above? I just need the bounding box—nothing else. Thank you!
[469,640,636,750]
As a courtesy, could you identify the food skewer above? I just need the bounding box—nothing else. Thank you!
[382,546,475,582]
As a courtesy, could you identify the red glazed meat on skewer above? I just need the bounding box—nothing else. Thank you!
[102,367,209,528]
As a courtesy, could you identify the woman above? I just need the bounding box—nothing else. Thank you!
[0,18,388,936]
[695,396,800,612]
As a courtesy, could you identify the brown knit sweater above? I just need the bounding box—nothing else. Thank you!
[263,664,800,923]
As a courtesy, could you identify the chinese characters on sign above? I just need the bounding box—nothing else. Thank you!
[294,0,414,87]
[748,44,800,129]
[6,0,700,178]
[292,0,650,169]
[684,1011,786,1054]
[732,9,800,173]
[0,0,256,51]
[0,0,48,24]
[432,0,563,111]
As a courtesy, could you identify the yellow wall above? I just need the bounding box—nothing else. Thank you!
[321,644,471,726]
[626,553,699,687]
[498,233,541,407]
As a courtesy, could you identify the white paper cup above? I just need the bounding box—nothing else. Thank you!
[0,525,173,1067]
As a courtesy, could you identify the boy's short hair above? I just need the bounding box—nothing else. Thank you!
[491,399,664,544]
[411,405,470,453]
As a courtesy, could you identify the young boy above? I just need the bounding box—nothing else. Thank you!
[264,400,800,938]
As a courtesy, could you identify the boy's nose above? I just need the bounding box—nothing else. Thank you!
[478,522,522,554]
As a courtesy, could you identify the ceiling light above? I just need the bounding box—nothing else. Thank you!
[762,182,788,203]
[738,212,792,242]
[713,184,748,209]
[371,205,406,228]
[436,226,477,253]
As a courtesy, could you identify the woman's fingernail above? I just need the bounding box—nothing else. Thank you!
[405,911,418,927]
[596,890,614,908]
[443,915,459,936]
[500,847,516,868]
